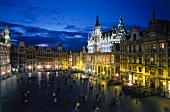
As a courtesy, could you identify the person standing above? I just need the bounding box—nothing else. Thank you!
[75,101,80,111]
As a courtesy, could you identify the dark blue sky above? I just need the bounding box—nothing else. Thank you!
[0,0,170,50]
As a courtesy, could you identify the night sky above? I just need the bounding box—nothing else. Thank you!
[0,0,170,51]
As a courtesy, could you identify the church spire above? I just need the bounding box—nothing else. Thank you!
[4,25,9,35]
[119,15,122,25]
[152,10,156,20]
[95,10,100,27]
[6,25,8,30]
[118,15,124,29]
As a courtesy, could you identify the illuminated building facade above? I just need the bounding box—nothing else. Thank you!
[70,50,80,70]
[17,41,27,72]
[120,11,170,92]
[0,26,11,76]
[69,46,86,72]
[10,44,18,73]
[86,15,129,78]
[10,42,69,72]
[80,46,86,72]
[120,27,143,85]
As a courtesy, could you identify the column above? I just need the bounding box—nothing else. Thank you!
[143,76,145,86]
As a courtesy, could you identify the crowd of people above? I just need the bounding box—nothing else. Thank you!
[122,85,162,98]
[15,71,120,112]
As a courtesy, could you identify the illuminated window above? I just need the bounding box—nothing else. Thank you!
[145,43,150,50]
[159,42,164,49]
[151,43,156,51]
[151,53,155,64]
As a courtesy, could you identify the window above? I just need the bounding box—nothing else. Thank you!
[139,54,142,64]
[150,70,155,75]
[139,67,142,72]
[133,45,136,52]
[145,67,149,73]
[145,54,150,65]
[145,43,150,50]
[129,46,131,52]
[151,43,156,51]
[159,53,164,66]
[151,53,155,64]
[133,34,136,41]
[159,42,164,49]
[159,69,163,75]
[129,55,131,63]
[134,56,136,63]
[138,44,142,52]
[133,67,136,71]
[112,46,114,52]
[168,40,170,47]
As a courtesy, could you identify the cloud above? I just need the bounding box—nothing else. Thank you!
[1,0,61,23]
[10,39,18,42]
[64,25,78,30]
[0,21,88,51]
[36,43,49,47]
[75,35,84,38]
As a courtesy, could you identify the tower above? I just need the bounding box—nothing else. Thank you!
[93,11,101,36]
[4,25,10,44]
[118,15,124,30]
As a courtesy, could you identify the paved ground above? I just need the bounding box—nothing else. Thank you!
[1,71,170,112]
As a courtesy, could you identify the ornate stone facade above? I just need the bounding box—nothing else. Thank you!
[86,15,129,78]
[10,42,69,72]
[0,26,11,77]
[120,10,170,92]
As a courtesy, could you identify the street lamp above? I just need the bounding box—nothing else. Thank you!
[163,82,166,97]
